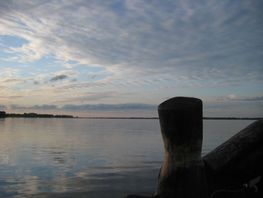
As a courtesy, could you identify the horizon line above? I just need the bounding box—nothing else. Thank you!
[78,116,263,120]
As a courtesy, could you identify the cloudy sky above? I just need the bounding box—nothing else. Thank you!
[0,0,262,117]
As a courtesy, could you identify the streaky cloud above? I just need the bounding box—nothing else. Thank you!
[0,0,262,84]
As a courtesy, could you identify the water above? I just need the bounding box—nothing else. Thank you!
[0,118,253,198]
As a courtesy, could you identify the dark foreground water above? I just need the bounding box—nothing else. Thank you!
[0,118,252,198]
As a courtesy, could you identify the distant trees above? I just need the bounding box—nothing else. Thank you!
[0,111,6,118]
[0,111,74,118]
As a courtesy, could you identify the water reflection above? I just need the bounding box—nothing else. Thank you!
[24,167,159,198]
[0,118,162,197]
[0,118,252,198]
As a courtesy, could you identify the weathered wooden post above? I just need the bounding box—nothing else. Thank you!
[125,97,208,198]
[156,97,207,198]
[125,97,263,198]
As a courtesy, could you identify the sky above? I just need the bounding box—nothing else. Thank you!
[0,0,262,117]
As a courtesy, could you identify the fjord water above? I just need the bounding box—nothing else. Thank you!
[0,118,252,198]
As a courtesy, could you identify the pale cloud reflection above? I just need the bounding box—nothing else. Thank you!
[0,153,9,165]
[0,118,163,197]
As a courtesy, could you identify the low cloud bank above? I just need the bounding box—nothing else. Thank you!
[7,103,156,112]
[3,96,263,117]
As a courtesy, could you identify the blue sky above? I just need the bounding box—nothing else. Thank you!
[0,0,262,117]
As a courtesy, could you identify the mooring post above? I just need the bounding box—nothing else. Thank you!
[156,97,207,198]
[125,97,208,198]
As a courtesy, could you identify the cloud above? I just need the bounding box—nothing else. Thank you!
[0,105,6,110]
[230,96,263,102]
[10,104,57,110]
[0,0,262,87]
[31,104,58,110]
[214,95,263,102]
[54,91,118,103]
[9,104,27,110]
[204,94,263,117]
[0,85,6,90]
[48,70,78,85]
[2,78,25,83]
[0,0,262,115]
[204,100,263,117]
[0,95,23,99]
[0,68,20,78]
[50,74,68,82]
[8,103,156,112]
[236,96,263,102]
[6,94,263,117]
[62,103,156,111]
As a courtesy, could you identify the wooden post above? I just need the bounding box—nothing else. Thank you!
[125,97,263,198]
[156,97,207,198]
[203,120,263,190]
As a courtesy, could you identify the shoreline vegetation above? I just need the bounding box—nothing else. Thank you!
[0,111,262,120]
[0,111,74,118]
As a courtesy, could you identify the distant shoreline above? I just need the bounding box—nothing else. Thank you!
[0,111,75,118]
[0,111,262,120]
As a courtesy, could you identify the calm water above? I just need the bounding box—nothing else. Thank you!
[0,118,253,198]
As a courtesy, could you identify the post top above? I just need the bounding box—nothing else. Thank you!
[158,97,202,111]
